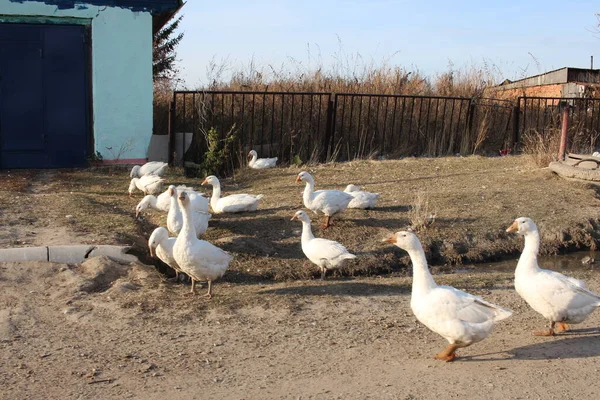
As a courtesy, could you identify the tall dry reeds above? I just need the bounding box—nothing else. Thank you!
[201,52,499,98]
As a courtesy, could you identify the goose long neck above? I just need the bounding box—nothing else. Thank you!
[250,153,257,165]
[303,179,315,202]
[180,201,197,239]
[149,195,158,208]
[407,245,437,295]
[170,194,181,220]
[210,181,222,208]
[301,220,315,242]
[517,230,541,273]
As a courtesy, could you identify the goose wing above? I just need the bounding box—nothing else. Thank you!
[305,238,354,266]
[536,269,600,308]
[219,194,259,212]
[425,286,513,324]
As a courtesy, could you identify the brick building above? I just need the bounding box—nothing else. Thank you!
[487,67,600,100]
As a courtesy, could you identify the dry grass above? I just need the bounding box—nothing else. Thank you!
[2,156,600,281]
[521,129,560,167]
[407,191,436,232]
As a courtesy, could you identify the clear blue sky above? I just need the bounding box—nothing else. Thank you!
[175,0,599,88]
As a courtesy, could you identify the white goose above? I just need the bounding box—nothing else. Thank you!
[148,227,184,281]
[130,161,168,178]
[296,171,353,229]
[248,150,277,169]
[507,217,600,336]
[291,210,356,279]
[166,185,211,237]
[135,185,207,217]
[172,191,233,297]
[384,231,512,362]
[344,184,381,209]
[128,175,165,196]
[201,175,264,213]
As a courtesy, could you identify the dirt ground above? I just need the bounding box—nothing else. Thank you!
[1,155,600,399]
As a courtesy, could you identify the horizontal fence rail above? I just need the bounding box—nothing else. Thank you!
[168,90,600,175]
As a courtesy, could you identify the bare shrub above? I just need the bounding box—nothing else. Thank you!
[521,129,560,167]
[408,192,436,232]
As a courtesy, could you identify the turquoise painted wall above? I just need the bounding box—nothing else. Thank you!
[1,1,153,161]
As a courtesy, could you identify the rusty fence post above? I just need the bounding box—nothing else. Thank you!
[558,102,570,161]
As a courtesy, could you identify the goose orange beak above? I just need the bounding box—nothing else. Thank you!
[295,176,301,183]
[201,178,209,185]
[291,215,298,221]
[149,247,154,257]
[506,221,519,233]
[383,233,397,243]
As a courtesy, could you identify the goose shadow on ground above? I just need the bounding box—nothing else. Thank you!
[368,205,411,213]
[259,281,411,297]
[350,216,411,229]
[460,330,600,362]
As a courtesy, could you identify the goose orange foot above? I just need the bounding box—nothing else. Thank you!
[534,321,558,336]
[533,329,555,336]
[434,353,457,362]
[434,344,459,362]
[555,322,570,333]
[320,216,333,230]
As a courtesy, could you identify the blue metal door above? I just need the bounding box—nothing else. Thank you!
[0,23,89,169]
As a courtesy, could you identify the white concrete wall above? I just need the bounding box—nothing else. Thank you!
[0,0,153,161]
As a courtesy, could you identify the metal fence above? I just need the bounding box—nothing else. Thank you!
[331,94,475,160]
[517,96,600,154]
[168,91,600,174]
[170,91,332,168]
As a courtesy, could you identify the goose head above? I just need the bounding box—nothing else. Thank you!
[148,227,169,257]
[201,175,219,186]
[130,165,141,178]
[506,217,538,236]
[344,184,360,193]
[296,171,313,184]
[290,210,311,222]
[128,178,137,196]
[135,195,151,217]
[383,231,421,251]
[168,185,177,198]
[178,190,190,209]
[248,150,257,160]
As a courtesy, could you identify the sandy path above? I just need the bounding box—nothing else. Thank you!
[1,258,599,400]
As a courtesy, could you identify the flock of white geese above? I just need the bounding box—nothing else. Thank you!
[128,152,600,362]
